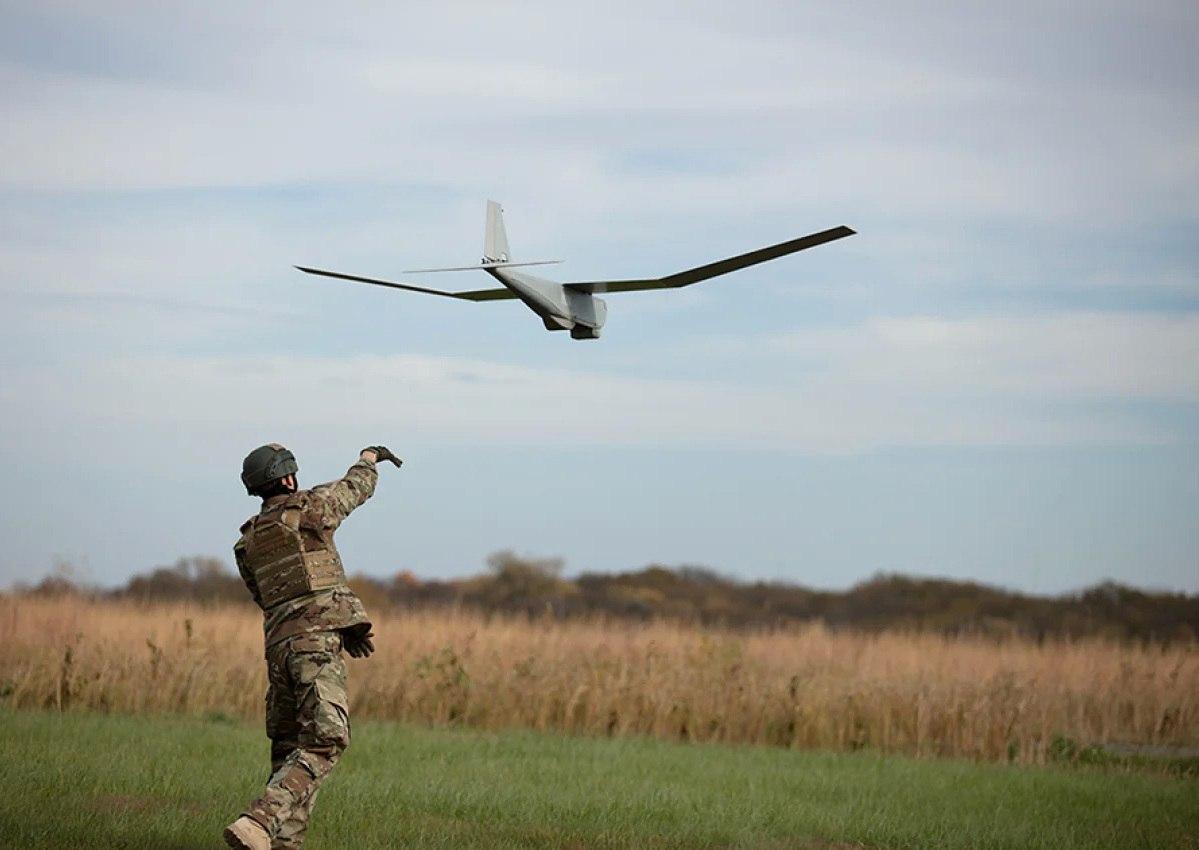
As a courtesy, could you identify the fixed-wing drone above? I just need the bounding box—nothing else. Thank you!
[297,201,854,340]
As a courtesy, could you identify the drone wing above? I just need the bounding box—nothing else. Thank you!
[295,266,517,301]
[564,225,855,294]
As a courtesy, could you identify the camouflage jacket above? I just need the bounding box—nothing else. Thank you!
[235,458,377,648]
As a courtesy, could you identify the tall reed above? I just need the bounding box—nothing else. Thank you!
[2,595,1195,763]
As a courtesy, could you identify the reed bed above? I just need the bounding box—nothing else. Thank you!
[2,595,1195,764]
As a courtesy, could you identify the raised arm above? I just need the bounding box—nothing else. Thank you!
[307,455,379,531]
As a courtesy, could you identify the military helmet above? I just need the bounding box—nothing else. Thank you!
[241,443,299,495]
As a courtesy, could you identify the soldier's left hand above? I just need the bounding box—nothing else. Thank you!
[344,631,375,658]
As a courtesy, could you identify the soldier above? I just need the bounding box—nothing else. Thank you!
[224,442,402,850]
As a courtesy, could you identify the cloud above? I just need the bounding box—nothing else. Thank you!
[3,311,1192,456]
[769,312,1199,402]
[0,2,1194,227]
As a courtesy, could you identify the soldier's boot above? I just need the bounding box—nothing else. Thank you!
[224,815,271,850]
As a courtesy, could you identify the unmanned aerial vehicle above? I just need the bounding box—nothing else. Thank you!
[297,202,854,339]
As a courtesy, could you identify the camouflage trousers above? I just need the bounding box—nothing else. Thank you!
[244,631,351,849]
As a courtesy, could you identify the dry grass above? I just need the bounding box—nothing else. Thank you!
[2,594,1195,764]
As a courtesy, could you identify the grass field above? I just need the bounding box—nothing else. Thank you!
[0,710,1195,850]
[4,596,1196,765]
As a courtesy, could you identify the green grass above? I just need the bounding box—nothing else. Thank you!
[0,710,1195,849]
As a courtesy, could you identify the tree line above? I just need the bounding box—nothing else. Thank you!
[16,551,1198,642]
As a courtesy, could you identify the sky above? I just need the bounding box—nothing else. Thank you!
[1,1,1196,594]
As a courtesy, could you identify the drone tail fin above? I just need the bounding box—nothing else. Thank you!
[484,200,510,262]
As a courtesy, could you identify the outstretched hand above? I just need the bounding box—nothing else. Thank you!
[361,445,402,468]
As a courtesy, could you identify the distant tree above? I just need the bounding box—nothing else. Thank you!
[16,549,1192,644]
[120,556,245,604]
[472,551,576,615]
[21,559,86,597]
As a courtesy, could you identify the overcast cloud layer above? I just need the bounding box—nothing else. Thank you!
[1,1,1196,592]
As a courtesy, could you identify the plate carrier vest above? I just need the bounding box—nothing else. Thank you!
[242,499,347,609]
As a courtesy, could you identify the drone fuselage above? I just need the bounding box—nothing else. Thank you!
[488,267,606,339]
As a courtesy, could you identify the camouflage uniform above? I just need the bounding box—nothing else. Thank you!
[234,459,377,849]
